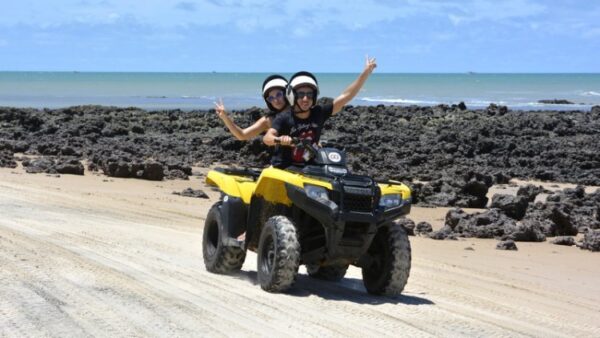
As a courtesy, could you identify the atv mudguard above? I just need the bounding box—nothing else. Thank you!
[252,167,332,205]
[379,182,412,202]
[205,170,257,204]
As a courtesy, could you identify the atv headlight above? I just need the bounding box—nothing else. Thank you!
[379,194,401,208]
[304,184,330,201]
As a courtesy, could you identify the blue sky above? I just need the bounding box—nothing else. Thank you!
[1,0,599,72]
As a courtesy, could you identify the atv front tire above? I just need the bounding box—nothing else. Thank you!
[306,264,349,281]
[202,203,246,273]
[257,216,301,292]
[362,222,411,296]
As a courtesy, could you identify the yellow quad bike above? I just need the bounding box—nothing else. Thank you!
[203,140,412,296]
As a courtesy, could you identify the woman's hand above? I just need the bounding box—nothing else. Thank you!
[214,98,227,119]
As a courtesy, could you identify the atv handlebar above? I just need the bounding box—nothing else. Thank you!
[275,137,308,147]
[275,137,318,159]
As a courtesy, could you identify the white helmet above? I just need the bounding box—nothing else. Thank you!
[262,74,288,112]
[286,71,319,110]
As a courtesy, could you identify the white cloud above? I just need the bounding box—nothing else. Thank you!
[0,0,594,42]
[446,0,546,26]
[0,0,423,29]
[448,14,465,26]
[519,5,600,39]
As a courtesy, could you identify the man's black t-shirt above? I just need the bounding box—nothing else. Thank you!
[270,103,333,168]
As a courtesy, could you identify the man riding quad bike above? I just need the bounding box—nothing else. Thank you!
[202,139,412,296]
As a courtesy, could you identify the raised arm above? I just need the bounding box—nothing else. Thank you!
[332,55,377,115]
[215,99,269,140]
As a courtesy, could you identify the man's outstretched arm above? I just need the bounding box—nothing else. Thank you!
[332,55,377,115]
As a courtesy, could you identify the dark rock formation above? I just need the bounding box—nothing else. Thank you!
[173,188,209,199]
[415,171,492,208]
[496,239,518,250]
[440,207,548,242]
[551,236,575,246]
[1,104,600,187]
[490,194,529,220]
[578,230,600,252]
[444,208,517,239]
[415,221,433,235]
[507,220,546,242]
[0,149,17,168]
[516,184,548,202]
[55,158,84,175]
[394,217,416,236]
[23,157,57,174]
[520,186,600,237]
[428,225,457,240]
[537,99,574,104]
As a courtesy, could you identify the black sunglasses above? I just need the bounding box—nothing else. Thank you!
[296,90,314,99]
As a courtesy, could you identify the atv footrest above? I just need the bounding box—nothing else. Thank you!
[223,237,244,248]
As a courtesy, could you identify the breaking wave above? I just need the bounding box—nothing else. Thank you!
[581,91,600,97]
[360,97,438,105]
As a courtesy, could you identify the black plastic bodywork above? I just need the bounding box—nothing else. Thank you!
[218,195,247,247]
[284,173,411,267]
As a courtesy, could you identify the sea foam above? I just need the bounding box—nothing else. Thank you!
[581,91,600,97]
[360,97,437,105]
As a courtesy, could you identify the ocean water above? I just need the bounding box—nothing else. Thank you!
[0,72,599,111]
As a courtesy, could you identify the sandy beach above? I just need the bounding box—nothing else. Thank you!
[2,164,599,337]
[3,0,600,335]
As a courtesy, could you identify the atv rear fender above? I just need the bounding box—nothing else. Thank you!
[205,170,257,204]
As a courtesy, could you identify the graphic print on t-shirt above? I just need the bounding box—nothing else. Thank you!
[269,103,333,168]
[292,129,315,163]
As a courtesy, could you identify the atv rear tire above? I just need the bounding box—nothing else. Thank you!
[257,216,300,292]
[202,203,246,273]
[361,222,411,296]
[306,264,349,281]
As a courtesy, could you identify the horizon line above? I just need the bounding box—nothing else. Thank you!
[2,70,600,75]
